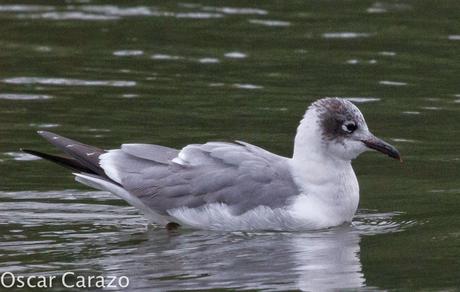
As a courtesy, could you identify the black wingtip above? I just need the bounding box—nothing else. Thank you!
[36,131,69,146]
[21,148,97,174]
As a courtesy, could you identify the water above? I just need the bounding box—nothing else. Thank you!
[1,0,459,290]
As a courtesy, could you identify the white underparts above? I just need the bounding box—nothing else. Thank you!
[167,200,351,231]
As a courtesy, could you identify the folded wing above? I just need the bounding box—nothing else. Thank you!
[101,141,300,216]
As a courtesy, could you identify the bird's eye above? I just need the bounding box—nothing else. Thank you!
[342,122,357,133]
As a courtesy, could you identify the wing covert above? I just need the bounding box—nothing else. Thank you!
[100,141,300,215]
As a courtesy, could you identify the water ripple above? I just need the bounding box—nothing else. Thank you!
[198,58,220,64]
[151,54,183,60]
[0,93,53,100]
[29,123,60,128]
[391,138,418,143]
[233,83,263,90]
[12,5,225,21]
[448,35,460,41]
[19,12,119,21]
[113,50,144,56]
[4,152,42,161]
[421,106,443,111]
[176,12,223,19]
[3,77,136,87]
[322,32,372,39]
[346,97,381,103]
[249,19,291,27]
[80,5,156,16]
[0,5,54,12]
[224,52,247,59]
[346,59,377,65]
[379,80,408,86]
[379,51,397,56]
[352,210,415,235]
[367,2,412,14]
[202,6,268,15]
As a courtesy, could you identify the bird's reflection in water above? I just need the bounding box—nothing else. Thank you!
[97,211,408,291]
[292,227,364,290]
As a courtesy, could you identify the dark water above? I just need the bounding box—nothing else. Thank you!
[0,0,459,290]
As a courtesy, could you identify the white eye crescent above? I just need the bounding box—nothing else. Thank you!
[342,121,357,133]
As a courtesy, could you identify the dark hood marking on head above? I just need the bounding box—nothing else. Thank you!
[311,98,364,144]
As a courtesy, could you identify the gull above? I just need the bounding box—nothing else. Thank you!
[23,98,401,231]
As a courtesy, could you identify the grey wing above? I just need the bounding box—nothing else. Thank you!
[101,141,300,215]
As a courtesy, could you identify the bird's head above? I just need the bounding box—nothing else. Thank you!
[295,98,401,162]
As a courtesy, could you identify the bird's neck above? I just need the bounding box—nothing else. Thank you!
[291,109,353,184]
[292,109,335,163]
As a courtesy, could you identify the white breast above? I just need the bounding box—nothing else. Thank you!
[287,158,360,229]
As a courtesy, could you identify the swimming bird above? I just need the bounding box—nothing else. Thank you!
[23,98,401,231]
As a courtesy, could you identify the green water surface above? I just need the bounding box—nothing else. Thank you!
[0,0,459,290]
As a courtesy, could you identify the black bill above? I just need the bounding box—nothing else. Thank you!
[362,137,402,162]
